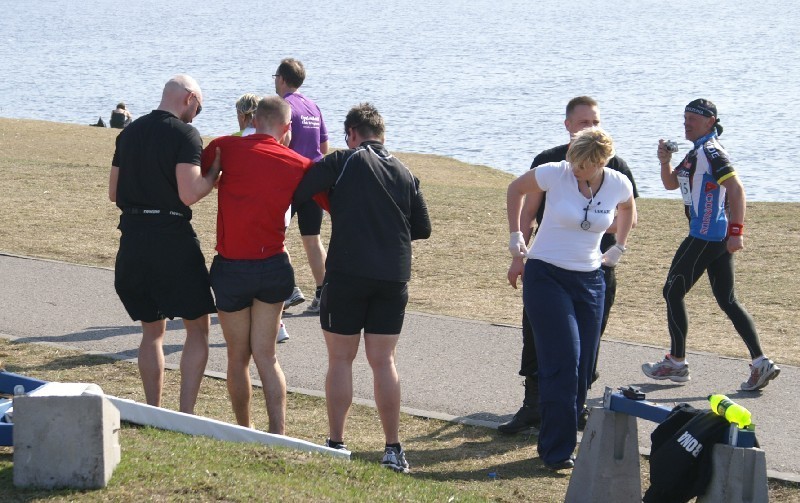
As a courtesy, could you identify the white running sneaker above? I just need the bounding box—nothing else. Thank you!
[642,354,690,383]
[741,358,780,391]
[277,322,289,343]
[283,287,305,310]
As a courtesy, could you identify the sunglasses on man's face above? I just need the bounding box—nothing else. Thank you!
[184,87,202,116]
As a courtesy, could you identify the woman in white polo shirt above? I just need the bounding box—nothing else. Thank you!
[506,127,636,470]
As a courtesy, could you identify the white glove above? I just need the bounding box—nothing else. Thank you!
[601,244,626,267]
[509,231,528,257]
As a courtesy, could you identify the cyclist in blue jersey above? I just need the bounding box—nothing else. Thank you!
[642,99,780,391]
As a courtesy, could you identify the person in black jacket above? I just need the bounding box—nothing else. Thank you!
[293,103,431,473]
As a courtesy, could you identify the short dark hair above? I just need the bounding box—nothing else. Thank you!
[344,103,385,139]
[276,58,305,88]
[566,96,598,117]
[255,96,291,128]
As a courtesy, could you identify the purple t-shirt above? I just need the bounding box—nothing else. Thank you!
[283,92,328,162]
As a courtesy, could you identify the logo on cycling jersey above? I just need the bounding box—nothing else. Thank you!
[700,192,714,235]
[704,181,717,192]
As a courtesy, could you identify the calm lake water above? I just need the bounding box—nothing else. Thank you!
[1,0,798,201]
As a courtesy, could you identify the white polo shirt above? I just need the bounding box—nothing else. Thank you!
[528,161,633,272]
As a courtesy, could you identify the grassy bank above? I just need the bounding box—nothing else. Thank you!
[1,117,798,365]
[1,117,799,501]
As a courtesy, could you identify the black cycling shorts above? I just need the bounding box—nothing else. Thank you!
[319,271,408,335]
[114,226,216,323]
[290,199,323,236]
[209,253,295,312]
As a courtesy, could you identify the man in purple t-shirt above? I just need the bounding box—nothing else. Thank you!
[274,58,329,313]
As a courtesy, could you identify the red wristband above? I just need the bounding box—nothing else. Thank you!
[728,223,744,237]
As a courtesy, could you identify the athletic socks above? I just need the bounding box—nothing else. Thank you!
[668,354,687,367]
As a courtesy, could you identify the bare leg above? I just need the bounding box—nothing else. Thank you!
[218,308,254,427]
[323,330,360,442]
[139,319,167,407]
[250,299,286,435]
[179,315,210,414]
[364,333,401,444]
[301,234,327,287]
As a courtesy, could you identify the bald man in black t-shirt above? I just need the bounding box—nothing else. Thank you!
[109,74,221,414]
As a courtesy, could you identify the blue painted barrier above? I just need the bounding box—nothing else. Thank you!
[0,371,48,446]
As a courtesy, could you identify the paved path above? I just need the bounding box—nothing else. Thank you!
[1,253,797,481]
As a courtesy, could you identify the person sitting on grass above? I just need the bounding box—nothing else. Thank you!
[110,102,132,129]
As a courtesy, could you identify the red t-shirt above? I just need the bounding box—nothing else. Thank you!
[201,134,314,260]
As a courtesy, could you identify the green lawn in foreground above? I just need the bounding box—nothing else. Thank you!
[1,339,798,502]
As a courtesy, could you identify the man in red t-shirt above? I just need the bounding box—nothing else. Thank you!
[201,96,313,434]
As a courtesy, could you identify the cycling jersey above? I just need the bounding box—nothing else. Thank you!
[674,132,736,241]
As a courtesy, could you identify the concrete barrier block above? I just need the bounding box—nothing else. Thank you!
[697,443,768,503]
[566,407,641,503]
[13,394,121,489]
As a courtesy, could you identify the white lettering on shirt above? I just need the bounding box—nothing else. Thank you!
[300,114,320,129]
[677,431,704,458]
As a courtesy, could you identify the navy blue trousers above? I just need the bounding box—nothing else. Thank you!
[523,259,605,465]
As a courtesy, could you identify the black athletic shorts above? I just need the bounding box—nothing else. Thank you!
[209,252,295,312]
[114,223,216,323]
[290,199,323,236]
[320,271,408,335]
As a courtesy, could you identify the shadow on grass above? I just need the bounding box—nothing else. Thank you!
[392,420,569,483]
[5,352,116,373]
[0,466,95,503]
[454,411,515,424]
[407,440,573,483]
[7,327,226,370]
[12,316,222,347]
[0,450,80,503]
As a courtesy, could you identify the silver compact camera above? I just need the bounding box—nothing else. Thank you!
[664,140,679,153]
